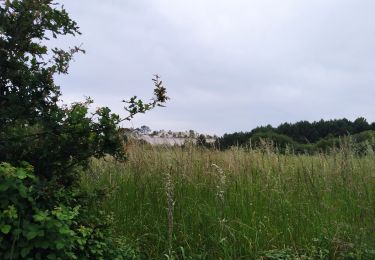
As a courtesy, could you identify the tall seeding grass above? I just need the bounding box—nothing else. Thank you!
[81,142,375,259]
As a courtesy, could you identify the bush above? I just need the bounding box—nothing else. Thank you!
[0,162,78,259]
[0,1,168,258]
[0,162,137,259]
[196,134,207,147]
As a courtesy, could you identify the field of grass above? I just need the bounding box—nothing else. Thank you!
[81,143,375,259]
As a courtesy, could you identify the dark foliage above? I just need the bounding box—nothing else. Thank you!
[0,0,168,258]
[218,117,375,153]
[196,134,207,147]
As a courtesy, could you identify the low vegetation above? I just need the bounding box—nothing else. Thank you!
[82,143,375,259]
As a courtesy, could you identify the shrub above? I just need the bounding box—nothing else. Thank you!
[0,162,79,259]
[0,1,168,258]
[0,162,137,259]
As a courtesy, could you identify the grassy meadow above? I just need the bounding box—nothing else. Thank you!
[81,143,375,259]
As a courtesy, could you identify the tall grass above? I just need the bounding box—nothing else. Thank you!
[81,143,375,259]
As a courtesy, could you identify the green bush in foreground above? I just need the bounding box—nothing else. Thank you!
[0,0,167,258]
[0,162,137,259]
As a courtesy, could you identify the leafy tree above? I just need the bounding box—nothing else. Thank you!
[0,0,168,258]
[140,125,151,135]
[216,131,252,149]
[188,129,195,138]
[353,117,370,133]
[0,0,168,183]
[196,134,207,147]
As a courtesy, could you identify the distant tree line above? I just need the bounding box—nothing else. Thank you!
[217,117,375,153]
[125,126,218,140]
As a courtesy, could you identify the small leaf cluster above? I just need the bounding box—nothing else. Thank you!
[123,74,169,121]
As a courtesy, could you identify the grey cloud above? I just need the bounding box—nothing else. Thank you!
[56,0,375,135]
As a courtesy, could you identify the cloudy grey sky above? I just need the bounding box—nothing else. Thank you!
[56,0,375,135]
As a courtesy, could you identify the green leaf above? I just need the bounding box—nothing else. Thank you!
[0,224,11,234]
[18,185,28,198]
[55,241,65,250]
[33,211,48,222]
[25,230,39,240]
[40,240,50,249]
[21,247,31,257]
[15,169,28,179]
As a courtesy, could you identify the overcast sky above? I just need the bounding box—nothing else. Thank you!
[55,0,375,135]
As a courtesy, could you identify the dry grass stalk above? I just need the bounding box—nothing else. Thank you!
[164,168,175,256]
